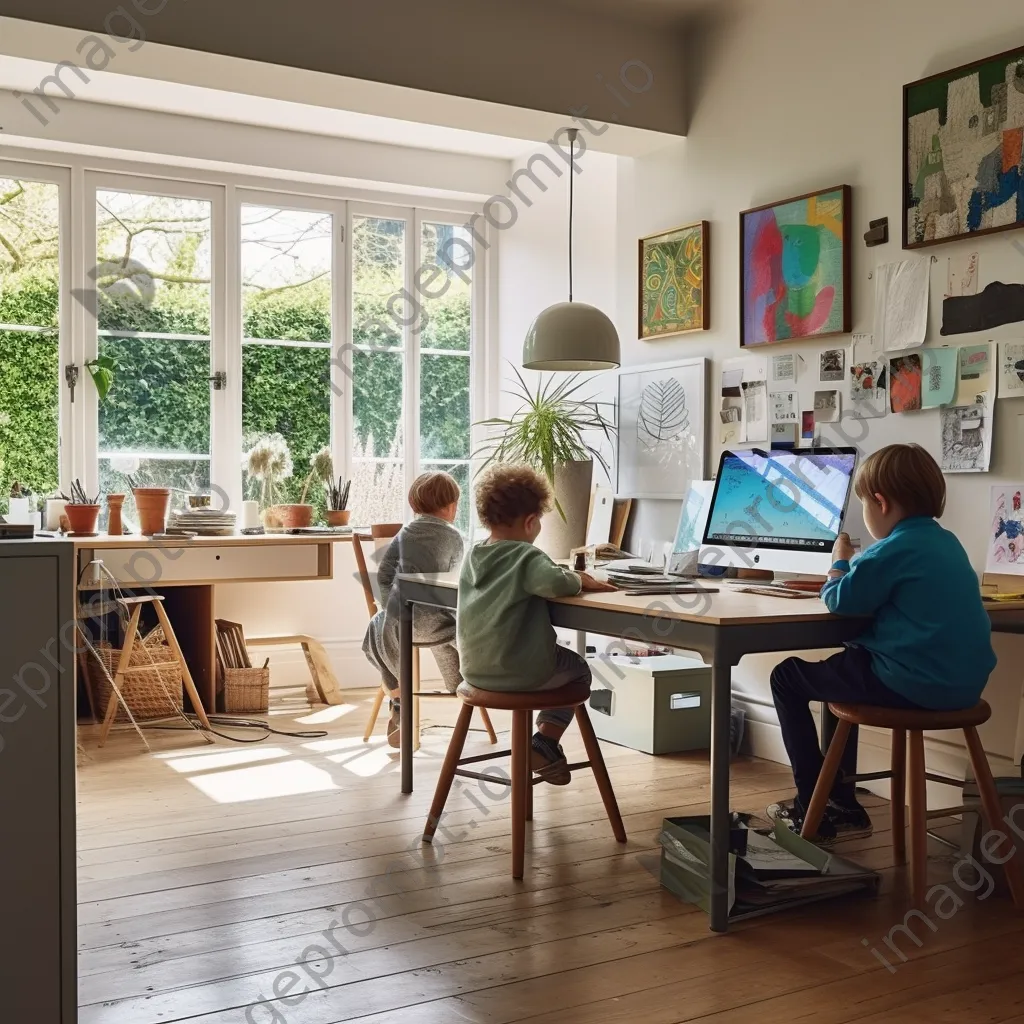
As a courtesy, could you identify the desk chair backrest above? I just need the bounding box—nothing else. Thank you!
[352,523,402,618]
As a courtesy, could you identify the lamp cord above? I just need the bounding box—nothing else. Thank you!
[568,132,574,303]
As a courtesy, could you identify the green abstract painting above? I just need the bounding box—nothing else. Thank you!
[639,221,709,339]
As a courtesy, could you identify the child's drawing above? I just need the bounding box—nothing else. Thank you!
[941,394,992,473]
[988,485,1024,575]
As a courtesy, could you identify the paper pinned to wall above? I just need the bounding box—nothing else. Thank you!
[819,348,845,382]
[719,406,741,445]
[741,380,768,442]
[720,354,769,444]
[957,343,994,404]
[946,251,980,298]
[987,485,1024,574]
[772,353,797,382]
[874,258,929,351]
[813,389,841,423]
[920,347,958,409]
[849,360,887,419]
[998,341,1024,399]
[801,410,815,440]
[852,333,880,363]
[889,354,923,413]
[941,393,992,473]
[769,390,798,423]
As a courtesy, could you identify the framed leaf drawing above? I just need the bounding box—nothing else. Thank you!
[639,221,710,339]
[617,358,707,499]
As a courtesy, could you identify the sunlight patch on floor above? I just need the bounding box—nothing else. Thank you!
[186,759,340,802]
[163,747,291,773]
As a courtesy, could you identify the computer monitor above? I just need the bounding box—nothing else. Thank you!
[701,447,858,575]
[667,480,715,575]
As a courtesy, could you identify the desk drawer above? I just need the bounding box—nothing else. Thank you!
[85,543,322,585]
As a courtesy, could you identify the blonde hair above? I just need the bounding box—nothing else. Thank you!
[475,464,552,527]
[408,471,461,515]
[854,443,945,519]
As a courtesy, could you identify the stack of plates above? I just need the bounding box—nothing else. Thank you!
[167,508,238,536]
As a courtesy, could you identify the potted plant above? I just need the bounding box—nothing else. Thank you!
[61,479,102,536]
[274,446,335,529]
[243,433,293,532]
[476,367,615,558]
[126,475,172,537]
[326,476,352,527]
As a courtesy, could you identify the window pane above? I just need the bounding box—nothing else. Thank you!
[101,457,211,528]
[420,354,470,461]
[350,460,405,526]
[96,191,212,491]
[0,178,60,327]
[419,223,472,352]
[242,206,331,342]
[423,460,471,535]
[352,216,405,348]
[353,349,403,459]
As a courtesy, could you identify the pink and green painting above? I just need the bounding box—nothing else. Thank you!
[740,185,851,348]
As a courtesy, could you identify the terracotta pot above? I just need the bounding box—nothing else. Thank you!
[106,494,126,536]
[326,509,351,527]
[65,503,100,536]
[275,503,314,529]
[133,487,171,536]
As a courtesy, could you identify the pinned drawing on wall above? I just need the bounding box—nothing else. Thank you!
[813,389,841,423]
[801,410,815,440]
[957,343,994,404]
[852,333,880,363]
[819,348,845,382]
[719,407,741,445]
[889,354,923,412]
[742,380,769,443]
[740,185,851,347]
[904,45,1024,248]
[720,354,769,444]
[998,341,1024,398]
[941,395,992,473]
[874,259,929,351]
[639,221,710,338]
[920,348,958,408]
[772,353,797,382]
[946,252,980,298]
[771,422,798,449]
[987,485,1024,573]
[770,390,798,423]
[618,357,707,500]
[849,361,887,418]
[942,282,1024,336]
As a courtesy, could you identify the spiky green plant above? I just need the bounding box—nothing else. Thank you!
[474,366,615,520]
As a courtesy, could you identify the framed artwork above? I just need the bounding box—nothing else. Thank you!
[617,357,706,500]
[638,221,710,339]
[740,185,852,347]
[904,46,1024,249]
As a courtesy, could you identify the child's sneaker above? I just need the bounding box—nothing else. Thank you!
[765,796,837,845]
[766,796,873,845]
[826,799,874,840]
[531,733,570,786]
[387,699,401,748]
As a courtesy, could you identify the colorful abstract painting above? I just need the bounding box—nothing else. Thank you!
[639,221,709,339]
[905,46,1024,248]
[740,186,851,347]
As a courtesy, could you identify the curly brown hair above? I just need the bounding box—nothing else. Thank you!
[475,464,553,527]
[854,443,946,519]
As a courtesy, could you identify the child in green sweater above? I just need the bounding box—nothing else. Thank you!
[458,464,615,784]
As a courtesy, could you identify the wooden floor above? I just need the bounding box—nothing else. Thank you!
[76,693,1024,1024]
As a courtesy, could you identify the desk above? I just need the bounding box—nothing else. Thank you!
[73,533,345,712]
[396,572,1024,933]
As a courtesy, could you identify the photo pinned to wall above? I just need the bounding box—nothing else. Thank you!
[874,258,929,351]
[770,390,798,423]
[957,342,994,404]
[813,389,841,423]
[987,485,1024,573]
[904,45,1024,248]
[998,341,1024,398]
[921,348,958,408]
[946,251,980,298]
[740,185,851,347]
[849,361,887,419]
[801,410,816,441]
[720,354,769,444]
[889,354,923,413]
[639,221,710,339]
[618,357,707,500]
[941,395,992,473]
[819,348,845,382]
[772,352,797,382]
[771,422,798,449]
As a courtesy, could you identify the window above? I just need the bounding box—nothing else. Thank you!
[242,203,333,514]
[0,176,61,505]
[95,188,213,519]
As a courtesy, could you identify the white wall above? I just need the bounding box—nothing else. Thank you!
[606,0,1024,781]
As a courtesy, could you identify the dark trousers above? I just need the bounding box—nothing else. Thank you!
[770,646,922,809]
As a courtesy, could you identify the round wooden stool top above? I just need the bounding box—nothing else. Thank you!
[827,699,991,731]
[457,679,591,711]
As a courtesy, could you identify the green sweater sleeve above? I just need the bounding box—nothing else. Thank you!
[522,549,583,599]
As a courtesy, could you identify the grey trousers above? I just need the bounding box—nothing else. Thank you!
[532,645,592,729]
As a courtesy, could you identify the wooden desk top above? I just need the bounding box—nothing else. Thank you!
[399,572,1024,628]
[70,532,352,549]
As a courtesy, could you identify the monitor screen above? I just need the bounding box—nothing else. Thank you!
[703,448,857,553]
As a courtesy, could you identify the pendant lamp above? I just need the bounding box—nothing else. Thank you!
[522,128,620,371]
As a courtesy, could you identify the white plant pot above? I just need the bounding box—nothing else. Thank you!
[537,460,594,560]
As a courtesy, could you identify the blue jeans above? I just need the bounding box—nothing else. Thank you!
[770,645,921,808]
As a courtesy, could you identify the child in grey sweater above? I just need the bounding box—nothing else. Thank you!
[362,472,464,746]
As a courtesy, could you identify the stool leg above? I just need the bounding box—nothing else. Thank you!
[412,649,422,753]
[524,720,534,822]
[511,709,530,878]
[891,728,907,865]
[575,705,627,843]
[363,686,386,743]
[907,730,928,907]
[480,708,499,745]
[801,719,852,841]
[964,726,1024,909]
[423,702,474,842]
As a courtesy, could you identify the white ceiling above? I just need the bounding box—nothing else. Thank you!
[548,0,719,26]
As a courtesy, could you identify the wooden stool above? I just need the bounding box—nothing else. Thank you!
[247,634,345,706]
[423,679,627,879]
[802,700,1024,908]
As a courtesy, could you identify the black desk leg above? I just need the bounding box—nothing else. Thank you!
[709,657,732,933]
[400,596,414,795]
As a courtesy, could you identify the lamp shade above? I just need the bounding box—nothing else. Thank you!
[522,301,620,371]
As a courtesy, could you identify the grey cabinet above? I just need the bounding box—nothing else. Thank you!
[0,540,77,1023]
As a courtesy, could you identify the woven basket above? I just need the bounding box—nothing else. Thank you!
[89,626,183,723]
[223,666,270,713]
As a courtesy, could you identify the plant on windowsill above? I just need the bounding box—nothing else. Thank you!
[474,365,615,558]
[277,445,335,529]
[60,478,102,536]
[86,355,117,401]
[243,433,294,532]
[326,476,352,528]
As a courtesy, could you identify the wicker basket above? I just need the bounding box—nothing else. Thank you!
[223,666,270,713]
[88,626,183,723]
